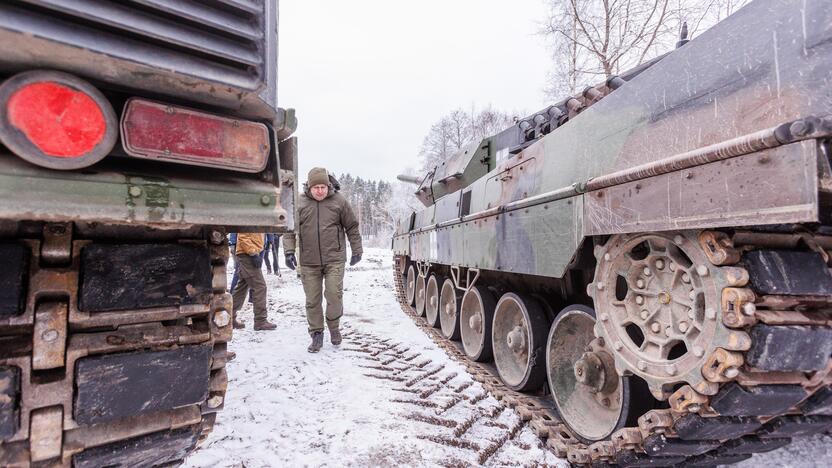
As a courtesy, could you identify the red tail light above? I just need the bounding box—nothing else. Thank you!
[121,99,270,173]
[0,70,118,170]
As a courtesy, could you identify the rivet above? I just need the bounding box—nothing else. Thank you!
[742,303,756,316]
[679,322,689,333]
[213,310,231,328]
[41,329,58,342]
[210,231,224,245]
[696,265,709,276]
[655,259,665,270]
[724,367,740,379]
[614,341,623,351]
[636,296,644,305]
[637,360,648,371]
[600,313,609,322]
[667,364,677,376]
[682,273,690,283]
[260,194,271,205]
[674,235,684,245]
[693,346,705,357]
[604,253,611,261]
[687,403,702,413]
[651,322,660,333]
[640,310,649,320]
[636,279,645,289]
[207,395,224,408]
[705,308,717,320]
[596,282,605,291]
[129,186,143,197]
[643,267,652,276]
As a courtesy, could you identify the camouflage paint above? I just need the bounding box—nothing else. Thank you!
[395,0,831,279]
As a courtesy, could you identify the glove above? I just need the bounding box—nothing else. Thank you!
[285,252,297,270]
[349,254,361,266]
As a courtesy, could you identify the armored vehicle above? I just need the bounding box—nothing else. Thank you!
[393,0,832,465]
[0,1,296,466]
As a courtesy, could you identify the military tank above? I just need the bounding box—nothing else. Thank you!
[0,1,296,466]
[393,0,832,465]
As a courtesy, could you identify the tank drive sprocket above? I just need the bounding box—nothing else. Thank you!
[590,231,751,399]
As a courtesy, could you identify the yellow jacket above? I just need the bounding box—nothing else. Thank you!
[236,233,264,256]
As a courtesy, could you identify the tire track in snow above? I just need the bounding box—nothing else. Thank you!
[342,326,561,466]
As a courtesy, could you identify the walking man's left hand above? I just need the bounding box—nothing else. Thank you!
[350,254,361,266]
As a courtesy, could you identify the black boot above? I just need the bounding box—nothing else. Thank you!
[307,331,323,353]
[254,319,277,331]
[232,313,245,329]
[329,327,342,345]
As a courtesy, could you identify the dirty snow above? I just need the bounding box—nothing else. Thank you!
[185,248,831,468]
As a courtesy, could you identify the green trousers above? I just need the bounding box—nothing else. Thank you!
[300,262,345,333]
[231,254,268,322]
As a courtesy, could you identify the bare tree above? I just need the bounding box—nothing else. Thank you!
[541,0,750,98]
[418,106,514,172]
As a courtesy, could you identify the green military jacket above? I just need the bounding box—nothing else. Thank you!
[284,185,362,266]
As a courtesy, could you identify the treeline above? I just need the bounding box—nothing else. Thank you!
[336,173,394,242]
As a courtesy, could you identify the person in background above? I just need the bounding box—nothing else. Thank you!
[231,233,277,331]
[228,233,241,301]
[271,233,282,276]
[284,167,362,353]
[263,233,281,276]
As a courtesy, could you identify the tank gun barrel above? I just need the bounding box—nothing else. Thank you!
[397,174,422,185]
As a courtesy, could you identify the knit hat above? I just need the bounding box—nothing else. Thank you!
[307,167,329,187]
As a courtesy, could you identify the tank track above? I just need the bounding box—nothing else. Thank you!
[393,230,832,467]
[0,223,233,467]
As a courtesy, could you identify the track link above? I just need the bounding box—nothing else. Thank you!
[0,223,234,466]
[394,230,832,466]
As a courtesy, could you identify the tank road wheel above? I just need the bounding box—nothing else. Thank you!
[492,293,549,391]
[460,285,497,361]
[424,274,442,327]
[592,232,738,399]
[405,264,417,306]
[415,273,428,317]
[547,305,641,443]
[439,278,462,340]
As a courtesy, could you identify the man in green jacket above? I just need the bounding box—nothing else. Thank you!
[284,167,363,353]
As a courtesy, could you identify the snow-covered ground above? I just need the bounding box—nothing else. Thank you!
[186,248,831,468]
[186,248,564,467]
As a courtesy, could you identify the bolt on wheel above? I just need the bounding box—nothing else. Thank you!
[405,264,417,306]
[425,274,442,327]
[439,278,462,340]
[460,285,496,361]
[492,293,549,391]
[415,274,427,317]
[547,305,645,443]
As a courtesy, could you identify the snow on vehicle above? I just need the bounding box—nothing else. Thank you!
[0,1,297,465]
[393,0,832,465]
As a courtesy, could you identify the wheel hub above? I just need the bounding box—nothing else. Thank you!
[574,352,605,392]
[469,314,482,332]
[506,326,526,354]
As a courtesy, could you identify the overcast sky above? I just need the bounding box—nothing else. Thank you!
[278,0,551,183]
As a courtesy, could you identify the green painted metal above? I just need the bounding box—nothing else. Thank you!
[0,156,288,230]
